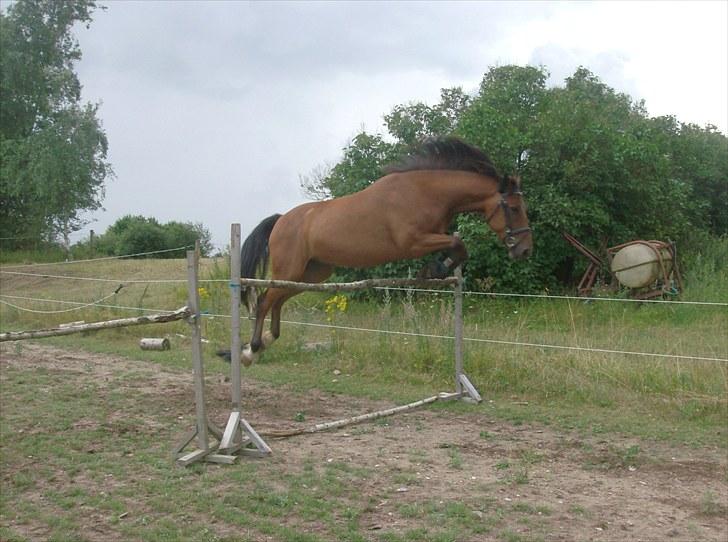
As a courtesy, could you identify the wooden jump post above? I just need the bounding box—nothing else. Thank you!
[218,224,272,458]
[180,225,481,465]
[173,242,234,466]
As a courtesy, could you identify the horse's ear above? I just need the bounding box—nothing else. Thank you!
[499,174,521,194]
[498,174,509,194]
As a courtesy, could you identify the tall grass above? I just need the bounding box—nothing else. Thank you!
[1,239,726,440]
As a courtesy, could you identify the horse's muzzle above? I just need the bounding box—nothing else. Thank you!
[505,227,532,260]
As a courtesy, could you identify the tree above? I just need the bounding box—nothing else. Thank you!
[301,65,727,292]
[0,0,112,248]
[88,215,213,258]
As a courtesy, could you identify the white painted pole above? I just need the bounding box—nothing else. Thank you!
[230,224,242,409]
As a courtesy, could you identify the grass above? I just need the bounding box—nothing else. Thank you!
[1,248,727,443]
[1,243,727,540]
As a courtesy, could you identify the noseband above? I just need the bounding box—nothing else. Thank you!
[485,190,532,249]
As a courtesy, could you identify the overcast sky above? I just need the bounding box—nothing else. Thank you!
[71,0,728,251]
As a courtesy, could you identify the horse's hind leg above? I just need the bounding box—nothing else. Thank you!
[245,260,334,365]
[243,287,288,366]
[268,261,334,343]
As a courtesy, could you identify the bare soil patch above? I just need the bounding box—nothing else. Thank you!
[1,343,726,541]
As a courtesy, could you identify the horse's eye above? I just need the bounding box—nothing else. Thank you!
[509,206,520,213]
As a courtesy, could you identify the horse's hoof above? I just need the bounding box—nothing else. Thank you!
[216,349,232,363]
[418,260,448,279]
[241,344,259,367]
[262,331,276,348]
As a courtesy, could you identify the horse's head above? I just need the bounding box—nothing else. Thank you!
[485,175,533,260]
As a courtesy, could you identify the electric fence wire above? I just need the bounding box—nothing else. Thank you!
[0,245,193,269]
[1,269,725,307]
[3,293,724,363]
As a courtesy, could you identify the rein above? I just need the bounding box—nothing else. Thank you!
[485,190,531,249]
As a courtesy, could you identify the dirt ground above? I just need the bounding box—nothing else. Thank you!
[1,343,727,542]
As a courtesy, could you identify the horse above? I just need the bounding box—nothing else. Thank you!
[234,137,532,366]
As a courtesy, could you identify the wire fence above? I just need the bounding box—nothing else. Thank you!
[1,290,726,363]
[1,244,726,362]
[0,245,193,269]
[1,268,726,307]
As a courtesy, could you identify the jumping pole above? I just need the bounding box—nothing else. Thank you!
[173,242,230,466]
[218,224,271,458]
[453,261,481,403]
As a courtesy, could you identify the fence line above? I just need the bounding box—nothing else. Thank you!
[1,293,725,363]
[0,291,122,314]
[0,270,189,284]
[2,269,725,307]
[274,319,728,363]
[0,245,193,269]
[375,286,728,307]
[0,294,178,314]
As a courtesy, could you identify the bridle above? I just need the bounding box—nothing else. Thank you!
[485,189,532,250]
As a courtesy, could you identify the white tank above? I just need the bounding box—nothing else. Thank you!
[611,242,673,288]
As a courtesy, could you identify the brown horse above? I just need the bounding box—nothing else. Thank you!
[236,137,532,365]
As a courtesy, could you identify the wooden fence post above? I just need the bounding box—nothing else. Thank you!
[174,243,228,466]
[219,224,271,458]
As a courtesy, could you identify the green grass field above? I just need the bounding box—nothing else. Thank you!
[1,249,726,541]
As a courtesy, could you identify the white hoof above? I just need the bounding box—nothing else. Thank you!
[241,344,259,367]
[262,331,276,348]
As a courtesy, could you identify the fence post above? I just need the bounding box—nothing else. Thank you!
[454,263,464,396]
[452,232,482,403]
[173,245,213,464]
[219,224,271,457]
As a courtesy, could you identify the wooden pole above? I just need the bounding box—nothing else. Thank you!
[220,224,242,451]
[238,276,458,292]
[260,393,457,438]
[188,244,209,452]
[453,239,464,396]
[219,224,271,457]
[0,307,190,342]
[230,224,242,410]
[172,244,217,466]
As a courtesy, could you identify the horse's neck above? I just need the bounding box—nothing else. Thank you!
[430,171,498,215]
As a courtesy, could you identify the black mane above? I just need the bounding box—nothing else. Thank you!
[384,137,499,180]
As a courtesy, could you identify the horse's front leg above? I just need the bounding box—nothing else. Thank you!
[413,234,468,279]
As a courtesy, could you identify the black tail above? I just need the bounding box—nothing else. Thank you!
[240,213,281,312]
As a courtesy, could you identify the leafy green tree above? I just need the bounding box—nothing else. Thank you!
[309,132,397,200]
[384,87,469,146]
[457,65,547,174]
[164,220,213,256]
[88,215,212,257]
[0,0,112,248]
[303,64,727,292]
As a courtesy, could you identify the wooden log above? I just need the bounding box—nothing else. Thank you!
[139,337,171,351]
[0,307,191,342]
[260,394,446,438]
[239,276,458,293]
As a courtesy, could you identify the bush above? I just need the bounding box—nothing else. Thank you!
[72,215,213,258]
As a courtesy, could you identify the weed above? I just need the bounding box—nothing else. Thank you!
[700,491,725,516]
[447,447,464,470]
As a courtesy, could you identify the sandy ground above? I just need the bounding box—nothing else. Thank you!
[1,343,726,541]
